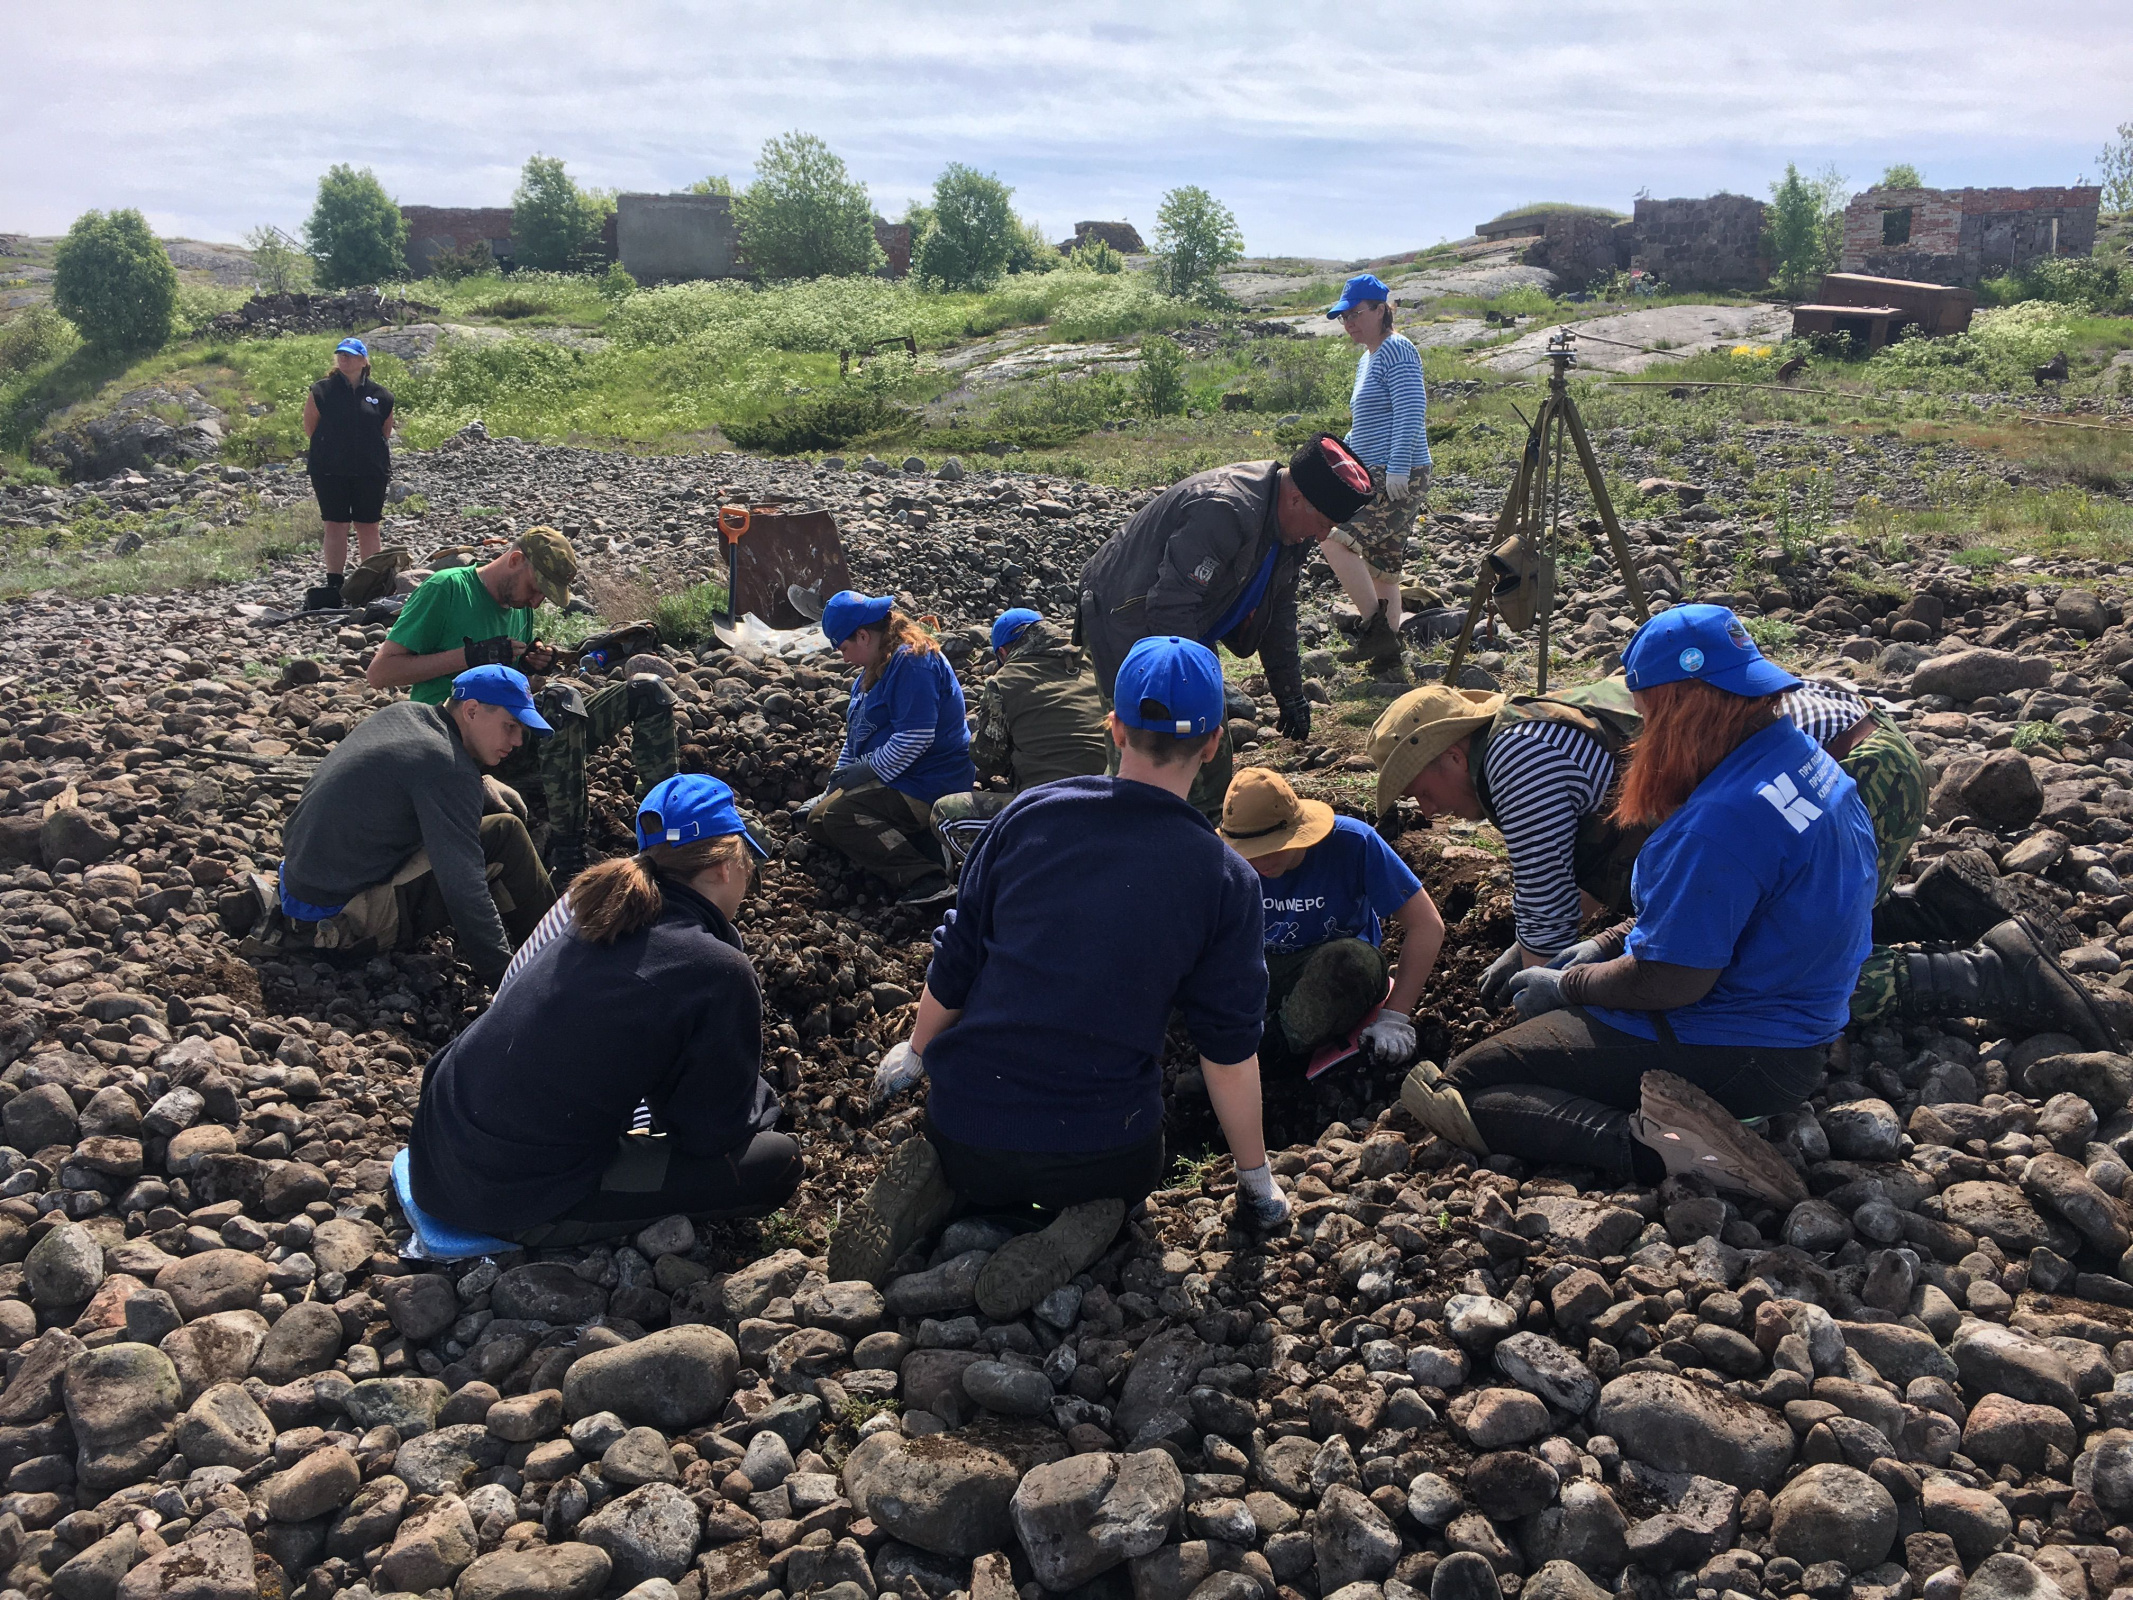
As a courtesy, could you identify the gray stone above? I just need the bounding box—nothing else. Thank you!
[266,1444,361,1521]
[1949,1322,2079,1414]
[1493,1332,1599,1415]
[1009,1449,1185,1590]
[576,1482,703,1588]
[1467,1451,1560,1521]
[1961,1554,2069,1600]
[1451,1387,1550,1448]
[1523,1561,1613,1600]
[1962,1393,2077,1473]
[453,1543,613,1600]
[1407,1346,1468,1388]
[1597,1373,1793,1492]
[1621,1467,1740,1568]
[345,1375,449,1435]
[154,1248,269,1319]
[1408,1472,1463,1527]
[492,1262,610,1324]
[1823,1100,1904,1161]
[253,1299,343,1385]
[51,1523,139,1600]
[175,1381,274,1468]
[964,1359,1052,1417]
[1521,1479,1629,1575]
[115,1529,256,1600]
[64,1342,179,1489]
[1771,1463,1897,1570]
[1315,1483,1403,1592]
[738,1426,794,1489]
[2022,1053,2133,1112]
[1922,1476,2014,1567]
[1835,1321,1958,1386]
[602,1426,680,1487]
[397,1421,507,1496]
[884,1250,989,1317]
[376,1494,480,1592]
[794,1280,887,1337]
[1909,648,2051,703]
[159,1310,268,1405]
[718,1248,812,1319]
[562,1325,738,1431]
[5,1082,79,1151]
[1115,1329,1209,1439]
[842,1422,1068,1559]
[27,1222,105,1308]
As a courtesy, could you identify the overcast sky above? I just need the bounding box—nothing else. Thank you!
[6,1,2128,261]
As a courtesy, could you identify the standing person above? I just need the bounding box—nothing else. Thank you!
[809,591,973,908]
[1078,434,1374,818]
[1400,608,1878,1203]
[1324,274,1428,676]
[1217,768,1440,1078]
[930,606,1109,871]
[409,774,802,1246]
[366,526,679,884]
[300,338,397,612]
[825,638,1286,1317]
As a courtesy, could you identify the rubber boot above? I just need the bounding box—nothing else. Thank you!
[826,1137,958,1288]
[1874,849,2078,951]
[1338,602,1405,675]
[1891,917,2119,1051]
[975,1199,1127,1319]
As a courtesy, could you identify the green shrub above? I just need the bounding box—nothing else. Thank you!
[172,283,248,339]
[1977,257,2125,312]
[723,390,910,453]
[1135,334,1188,416]
[1066,238,1124,275]
[651,580,732,646]
[303,165,407,288]
[1741,616,1798,651]
[599,263,638,302]
[242,226,312,294]
[2098,122,2133,216]
[2011,719,2067,752]
[1155,186,1243,304]
[1004,215,1060,276]
[0,306,80,376]
[688,175,734,197]
[427,240,499,283]
[1253,337,1346,412]
[1763,163,1847,296]
[53,209,178,352]
[733,132,884,281]
[913,164,1017,290]
[1879,163,1924,189]
[513,156,613,273]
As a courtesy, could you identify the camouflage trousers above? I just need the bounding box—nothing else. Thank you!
[496,679,680,843]
[1100,691,1233,823]
[930,790,1014,872]
[806,777,941,890]
[1263,939,1390,1078]
[1840,712,1931,1025]
[1328,466,1428,581]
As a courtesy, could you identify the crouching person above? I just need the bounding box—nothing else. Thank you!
[271,664,557,985]
[827,637,1289,1317]
[409,774,801,1246]
[1217,768,1440,1077]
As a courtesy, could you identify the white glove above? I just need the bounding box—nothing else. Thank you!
[1235,1163,1292,1231]
[870,1041,925,1107]
[1384,472,1411,503]
[1356,1008,1417,1067]
[1505,966,1569,1021]
[1546,939,1605,970]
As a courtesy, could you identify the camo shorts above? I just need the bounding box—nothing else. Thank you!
[1328,466,1427,579]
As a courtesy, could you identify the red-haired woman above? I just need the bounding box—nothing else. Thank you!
[1402,606,1878,1204]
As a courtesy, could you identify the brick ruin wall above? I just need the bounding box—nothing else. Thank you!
[398,206,515,274]
[1843,187,2102,287]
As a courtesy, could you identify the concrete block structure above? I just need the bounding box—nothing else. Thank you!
[615,193,740,284]
[1629,195,1769,291]
[1791,273,1977,352]
[1842,186,2101,287]
[400,206,515,276]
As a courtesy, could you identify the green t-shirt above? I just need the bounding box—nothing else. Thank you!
[386,565,536,704]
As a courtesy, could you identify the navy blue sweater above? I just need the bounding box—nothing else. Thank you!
[924,775,1266,1153]
[410,877,782,1233]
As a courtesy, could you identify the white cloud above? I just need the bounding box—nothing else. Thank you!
[4,0,2125,257]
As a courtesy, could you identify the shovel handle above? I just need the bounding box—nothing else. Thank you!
[718,506,753,543]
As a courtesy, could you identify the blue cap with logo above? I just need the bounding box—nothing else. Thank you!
[822,590,895,647]
[1113,637,1226,736]
[635,774,769,859]
[335,337,368,358]
[1326,273,1391,317]
[1623,604,1802,697]
[990,608,1042,654]
[449,664,552,733]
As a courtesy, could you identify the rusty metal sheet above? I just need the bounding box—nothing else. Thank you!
[725,505,855,630]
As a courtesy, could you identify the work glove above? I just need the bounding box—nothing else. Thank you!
[517,641,559,675]
[828,762,873,793]
[1384,471,1412,503]
[1477,943,1525,1010]
[1546,938,1606,971]
[1234,1163,1292,1232]
[1274,700,1311,741]
[1356,1008,1417,1067]
[1505,965,1569,1021]
[463,636,519,668]
[870,1041,925,1107]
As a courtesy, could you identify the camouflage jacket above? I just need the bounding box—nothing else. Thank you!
[970,620,1111,791]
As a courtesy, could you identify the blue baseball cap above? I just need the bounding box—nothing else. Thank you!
[1114,637,1225,736]
[990,608,1042,653]
[1623,604,1801,697]
[335,337,368,357]
[636,774,770,859]
[1326,274,1391,317]
[822,590,894,647]
[449,664,552,733]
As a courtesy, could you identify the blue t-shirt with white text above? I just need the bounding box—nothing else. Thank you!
[1257,816,1423,954]
[1587,718,1875,1048]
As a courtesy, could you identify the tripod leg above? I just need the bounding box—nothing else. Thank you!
[1562,396,1649,620]
[1449,438,1539,685]
[1442,570,1495,688]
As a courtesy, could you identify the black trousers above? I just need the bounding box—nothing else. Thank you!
[1443,1008,1826,1181]
[512,1130,803,1247]
[924,1113,1166,1214]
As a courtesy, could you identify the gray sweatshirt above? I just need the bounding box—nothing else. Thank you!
[280,701,509,978]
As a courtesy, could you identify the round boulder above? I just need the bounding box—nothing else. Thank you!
[1771,1463,1896,1570]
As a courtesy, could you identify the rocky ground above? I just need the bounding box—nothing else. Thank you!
[7,427,2133,1600]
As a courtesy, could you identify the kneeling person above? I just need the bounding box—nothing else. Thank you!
[828,638,1288,1317]
[1218,768,1440,1076]
[409,775,801,1246]
[274,665,557,984]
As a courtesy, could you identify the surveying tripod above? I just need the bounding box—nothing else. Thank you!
[1443,328,1649,693]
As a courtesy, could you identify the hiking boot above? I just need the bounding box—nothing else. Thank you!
[975,1198,1127,1320]
[898,874,955,909]
[1338,602,1405,675]
[1892,916,2120,1051]
[1398,1061,1490,1155]
[545,831,589,889]
[826,1136,956,1288]
[218,871,278,937]
[1874,848,2079,951]
[1630,1071,1809,1206]
[301,583,345,613]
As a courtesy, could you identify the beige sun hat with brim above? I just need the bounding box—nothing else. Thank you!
[1368,685,1508,818]
[1218,767,1338,860]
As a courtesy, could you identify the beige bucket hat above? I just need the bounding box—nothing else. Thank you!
[1218,767,1337,860]
[1367,685,1506,817]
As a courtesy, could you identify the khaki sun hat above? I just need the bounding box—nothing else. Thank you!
[519,525,579,608]
[1367,685,1507,818]
[1219,767,1337,860]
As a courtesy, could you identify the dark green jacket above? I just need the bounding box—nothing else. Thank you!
[971,621,1110,791]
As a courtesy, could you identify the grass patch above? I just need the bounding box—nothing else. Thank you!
[0,500,316,601]
[650,581,733,648]
[2011,720,2067,752]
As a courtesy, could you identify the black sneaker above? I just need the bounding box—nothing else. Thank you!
[301,584,345,613]
[898,875,955,908]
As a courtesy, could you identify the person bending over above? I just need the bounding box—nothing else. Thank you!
[808,591,973,908]
[826,637,1289,1318]
[1401,607,1878,1204]
[1217,767,1440,1077]
[410,774,800,1246]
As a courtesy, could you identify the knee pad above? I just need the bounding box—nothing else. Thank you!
[627,674,677,717]
[538,682,588,724]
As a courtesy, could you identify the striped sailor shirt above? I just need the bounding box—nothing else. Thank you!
[1479,718,1618,957]
[1344,333,1430,478]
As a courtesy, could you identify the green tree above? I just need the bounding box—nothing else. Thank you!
[301,165,407,288]
[732,132,884,280]
[1764,163,1849,296]
[242,225,312,294]
[688,175,734,196]
[1879,163,1924,189]
[1005,215,1059,275]
[2100,122,2133,215]
[1154,186,1243,303]
[1135,333,1187,415]
[51,209,178,352]
[912,164,1017,290]
[513,155,612,272]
